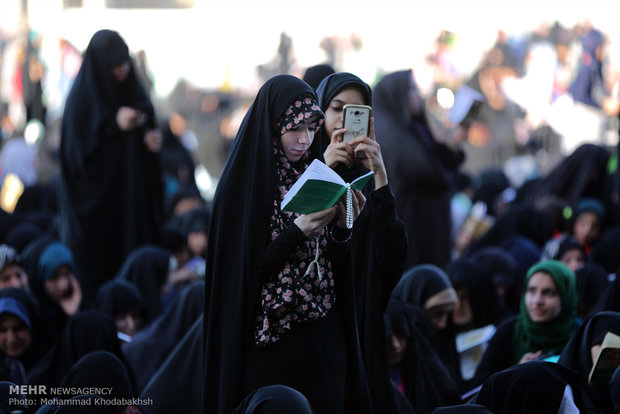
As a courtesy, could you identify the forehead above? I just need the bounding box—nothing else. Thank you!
[0,263,24,274]
[528,271,557,289]
[0,313,25,327]
[331,87,366,105]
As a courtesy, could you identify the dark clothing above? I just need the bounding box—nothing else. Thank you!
[26,310,130,409]
[93,278,145,320]
[373,70,464,269]
[60,351,135,400]
[471,360,584,414]
[115,245,171,321]
[57,30,164,307]
[385,298,463,414]
[446,258,511,330]
[232,384,315,414]
[472,316,517,386]
[243,309,346,414]
[202,75,371,413]
[123,281,204,391]
[558,311,620,414]
[0,288,48,373]
[141,316,203,414]
[316,71,409,414]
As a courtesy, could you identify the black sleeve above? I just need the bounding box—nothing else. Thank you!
[259,224,307,284]
[368,184,408,310]
[472,317,517,387]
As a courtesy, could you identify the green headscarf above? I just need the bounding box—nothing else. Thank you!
[512,260,578,363]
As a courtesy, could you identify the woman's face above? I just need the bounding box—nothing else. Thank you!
[44,265,74,303]
[426,303,454,330]
[114,310,145,338]
[386,333,408,366]
[0,313,31,357]
[560,248,585,272]
[323,87,366,138]
[280,116,319,162]
[111,60,131,83]
[0,264,29,290]
[573,211,600,245]
[453,287,473,326]
[525,271,562,323]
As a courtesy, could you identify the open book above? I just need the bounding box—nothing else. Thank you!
[588,331,620,386]
[456,324,496,381]
[281,159,374,227]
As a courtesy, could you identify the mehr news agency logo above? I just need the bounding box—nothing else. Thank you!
[8,385,153,407]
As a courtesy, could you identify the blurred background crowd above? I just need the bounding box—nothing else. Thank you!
[1,0,619,200]
[1,1,620,413]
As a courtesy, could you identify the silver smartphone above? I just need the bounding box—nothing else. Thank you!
[342,104,371,143]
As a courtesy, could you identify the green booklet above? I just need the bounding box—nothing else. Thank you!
[281,159,374,215]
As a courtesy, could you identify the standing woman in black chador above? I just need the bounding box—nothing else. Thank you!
[373,70,466,269]
[315,72,411,414]
[203,75,370,414]
[57,30,164,306]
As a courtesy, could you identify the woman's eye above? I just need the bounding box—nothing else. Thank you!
[331,106,343,112]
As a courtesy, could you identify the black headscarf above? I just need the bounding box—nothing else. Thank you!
[373,70,463,268]
[123,281,204,392]
[471,360,584,414]
[315,72,373,183]
[231,385,315,414]
[115,245,171,321]
[392,265,463,398]
[60,351,134,400]
[590,225,620,274]
[575,263,611,319]
[526,143,610,207]
[446,258,511,329]
[393,264,457,310]
[302,63,335,91]
[558,311,620,414]
[26,310,127,391]
[58,29,164,306]
[469,246,519,315]
[93,278,145,321]
[384,297,463,413]
[316,72,408,414]
[203,75,371,413]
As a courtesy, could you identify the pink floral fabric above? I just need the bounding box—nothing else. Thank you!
[254,141,335,346]
[273,94,324,136]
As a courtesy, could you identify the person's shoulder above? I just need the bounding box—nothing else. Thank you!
[494,315,518,336]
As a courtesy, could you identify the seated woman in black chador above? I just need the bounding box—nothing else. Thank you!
[203,75,370,414]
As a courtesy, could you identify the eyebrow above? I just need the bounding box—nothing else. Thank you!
[331,99,346,105]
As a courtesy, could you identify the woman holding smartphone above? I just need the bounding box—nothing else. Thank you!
[316,72,412,414]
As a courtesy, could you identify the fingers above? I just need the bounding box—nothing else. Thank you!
[331,128,347,144]
[325,141,355,168]
[369,117,376,141]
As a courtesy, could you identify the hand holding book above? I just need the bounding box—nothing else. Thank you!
[282,159,373,229]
